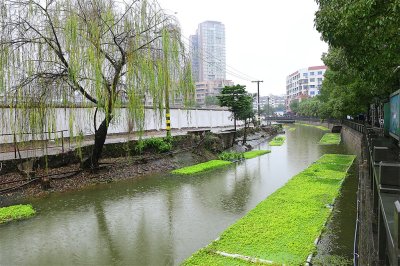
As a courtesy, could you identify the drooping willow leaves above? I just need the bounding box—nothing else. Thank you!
[0,0,194,163]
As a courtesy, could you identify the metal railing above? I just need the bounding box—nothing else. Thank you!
[0,130,69,160]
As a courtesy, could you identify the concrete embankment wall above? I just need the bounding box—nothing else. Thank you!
[297,119,363,158]
[0,107,239,144]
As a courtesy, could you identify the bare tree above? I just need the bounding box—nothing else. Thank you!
[0,0,194,168]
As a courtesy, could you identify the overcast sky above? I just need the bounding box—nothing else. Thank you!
[157,0,328,96]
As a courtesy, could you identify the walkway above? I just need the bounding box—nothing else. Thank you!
[0,126,238,162]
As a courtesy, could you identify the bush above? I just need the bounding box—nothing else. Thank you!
[135,137,172,153]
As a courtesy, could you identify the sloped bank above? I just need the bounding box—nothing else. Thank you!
[183,154,356,265]
[0,127,279,205]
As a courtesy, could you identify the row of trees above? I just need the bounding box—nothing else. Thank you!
[306,0,400,119]
[0,0,194,168]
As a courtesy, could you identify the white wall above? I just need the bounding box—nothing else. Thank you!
[0,108,237,144]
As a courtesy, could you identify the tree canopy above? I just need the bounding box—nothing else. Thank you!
[316,0,400,91]
[0,0,194,167]
[218,84,254,132]
[313,0,400,119]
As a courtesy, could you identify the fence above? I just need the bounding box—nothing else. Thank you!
[0,130,69,160]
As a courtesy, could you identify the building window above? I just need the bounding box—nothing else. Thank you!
[303,73,308,77]
[310,85,315,88]
[318,71,323,75]
[318,78,323,82]
[310,91,315,95]
[310,78,315,82]
[310,72,314,76]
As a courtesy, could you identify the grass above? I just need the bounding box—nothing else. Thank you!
[269,136,286,146]
[243,150,271,159]
[0,204,36,224]
[319,133,341,145]
[171,160,232,175]
[296,122,329,131]
[183,154,356,266]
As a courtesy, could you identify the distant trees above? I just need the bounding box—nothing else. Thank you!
[204,95,220,107]
[0,0,194,168]
[314,0,400,118]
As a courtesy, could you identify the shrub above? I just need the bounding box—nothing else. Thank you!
[135,137,172,153]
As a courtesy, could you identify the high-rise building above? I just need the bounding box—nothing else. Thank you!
[286,65,327,111]
[190,21,226,82]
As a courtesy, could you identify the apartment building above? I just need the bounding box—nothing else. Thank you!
[286,65,327,110]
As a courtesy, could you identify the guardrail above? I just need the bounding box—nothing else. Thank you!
[0,130,69,160]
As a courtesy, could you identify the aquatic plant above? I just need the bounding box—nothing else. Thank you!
[289,127,296,132]
[183,154,356,265]
[296,123,329,131]
[0,204,36,224]
[218,152,244,161]
[243,150,271,159]
[171,160,232,175]
[268,136,286,146]
[319,133,341,145]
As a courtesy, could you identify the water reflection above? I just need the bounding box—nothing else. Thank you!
[0,124,353,265]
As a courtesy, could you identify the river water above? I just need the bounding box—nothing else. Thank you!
[0,124,357,265]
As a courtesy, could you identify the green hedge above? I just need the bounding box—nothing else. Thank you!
[319,133,341,145]
[171,160,232,175]
[0,204,36,224]
[183,154,355,265]
[269,136,286,146]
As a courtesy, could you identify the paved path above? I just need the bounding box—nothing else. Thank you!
[0,126,238,162]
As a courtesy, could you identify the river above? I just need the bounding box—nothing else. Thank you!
[0,124,357,265]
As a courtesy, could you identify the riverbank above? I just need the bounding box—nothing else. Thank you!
[0,127,280,206]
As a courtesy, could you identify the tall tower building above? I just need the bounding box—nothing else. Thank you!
[190,21,226,82]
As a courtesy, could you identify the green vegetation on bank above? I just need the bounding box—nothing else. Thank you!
[171,160,232,175]
[243,150,271,159]
[296,123,329,131]
[0,204,36,224]
[136,137,172,153]
[319,133,341,145]
[183,154,356,265]
[269,136,286,146]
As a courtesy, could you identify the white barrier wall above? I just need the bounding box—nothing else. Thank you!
[0,107,237,144]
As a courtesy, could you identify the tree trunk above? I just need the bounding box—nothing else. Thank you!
[242,119,247,145]
[81,116,111,169]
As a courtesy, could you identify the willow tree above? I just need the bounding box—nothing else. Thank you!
[0,0,194,168]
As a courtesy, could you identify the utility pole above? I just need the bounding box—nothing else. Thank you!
[252,80,263,126]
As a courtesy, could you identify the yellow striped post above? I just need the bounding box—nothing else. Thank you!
[166,113,171,137]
